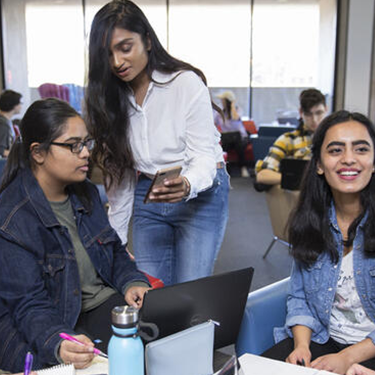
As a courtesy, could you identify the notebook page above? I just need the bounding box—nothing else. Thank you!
[37,363,75,375]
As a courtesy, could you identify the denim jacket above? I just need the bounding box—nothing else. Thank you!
[0,169,148,371]
[275,204,375,346]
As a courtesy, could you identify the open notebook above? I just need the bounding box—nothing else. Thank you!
[37,364,75,375]
[36,357,108,375]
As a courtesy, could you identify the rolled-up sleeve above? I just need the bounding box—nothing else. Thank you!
[285,261,320,335]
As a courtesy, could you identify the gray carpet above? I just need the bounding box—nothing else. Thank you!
[213,176,293,292]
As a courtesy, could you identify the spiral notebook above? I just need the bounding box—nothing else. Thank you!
[37,363,75,375]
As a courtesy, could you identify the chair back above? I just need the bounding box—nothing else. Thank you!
[235,277,289,356]
[265,185,299,242]
[251,136,276,162]
[242,120,257,135]
[257,125,295,138]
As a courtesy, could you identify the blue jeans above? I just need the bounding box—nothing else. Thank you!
[132,168,230,285]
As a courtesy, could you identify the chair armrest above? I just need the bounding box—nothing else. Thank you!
[235,277,289,356]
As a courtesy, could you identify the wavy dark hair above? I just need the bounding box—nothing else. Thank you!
[0,98,91,209]
[85,0,220,188]
[297,88,326,135]
[289,110,375,265]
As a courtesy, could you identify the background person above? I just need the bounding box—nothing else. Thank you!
[262,111,375,374]
[214,90,250,178]
[85,0,230,286]
[255,88,327,186]
[0,90,22,157]
[0,98,149,372]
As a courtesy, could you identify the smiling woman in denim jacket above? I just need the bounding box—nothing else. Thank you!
[0,98,149,373]
[263,110,375,374]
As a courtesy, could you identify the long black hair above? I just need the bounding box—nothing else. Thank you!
[289,110,375,265]
[85,0,219,188]
[0,98,92,209]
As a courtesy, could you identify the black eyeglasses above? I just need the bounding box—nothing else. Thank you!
[50,138,95,154]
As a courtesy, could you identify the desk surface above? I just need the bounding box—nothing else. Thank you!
[75,352,340,375]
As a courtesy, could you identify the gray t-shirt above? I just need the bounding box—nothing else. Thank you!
[50,198,116,312]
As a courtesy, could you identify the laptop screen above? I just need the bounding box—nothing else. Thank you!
[140,267,254,349]
[280,158,309,190]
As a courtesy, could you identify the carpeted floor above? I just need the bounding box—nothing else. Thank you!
[213,175,293,292]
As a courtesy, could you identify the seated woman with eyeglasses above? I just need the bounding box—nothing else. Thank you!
[0,98,150,373]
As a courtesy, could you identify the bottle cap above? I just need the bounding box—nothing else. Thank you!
[111,305,139,327]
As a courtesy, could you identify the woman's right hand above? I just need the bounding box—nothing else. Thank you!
[286,345,312,367]
[59,334,95,369]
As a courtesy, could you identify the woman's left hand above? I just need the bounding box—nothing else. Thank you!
[311,352,352,374]
[125,286,150,308]
[148,176,189,203]
[346,364,375,375]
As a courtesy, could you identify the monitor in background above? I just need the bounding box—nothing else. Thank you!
[140,267,254,349]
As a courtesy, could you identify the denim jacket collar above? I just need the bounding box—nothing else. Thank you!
[328,200,368,234]
[19,168,87,228]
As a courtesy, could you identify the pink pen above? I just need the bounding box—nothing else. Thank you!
[59,332,108,358]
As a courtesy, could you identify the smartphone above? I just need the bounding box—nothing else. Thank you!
[143,165,182,204]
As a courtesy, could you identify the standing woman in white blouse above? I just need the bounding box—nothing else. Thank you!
[85,0,229,285]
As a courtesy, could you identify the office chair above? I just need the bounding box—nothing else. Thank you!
[236,277,289,356]
[263,185,299,259]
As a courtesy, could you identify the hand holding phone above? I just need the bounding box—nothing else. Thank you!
[144,166,183,204]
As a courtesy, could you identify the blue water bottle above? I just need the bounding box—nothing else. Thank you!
[108,306,144,375]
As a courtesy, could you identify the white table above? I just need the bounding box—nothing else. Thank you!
[75,353,340,375]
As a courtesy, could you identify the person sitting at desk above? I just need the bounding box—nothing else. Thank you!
[263,110,375,374]
[255,88,327,186]
[0,98,150,373]
[215,90,250,178]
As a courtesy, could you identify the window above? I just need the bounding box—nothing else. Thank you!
[1,0,337,123]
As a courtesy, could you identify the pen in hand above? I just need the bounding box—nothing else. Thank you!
[23,351,33,375]
[59,333,108,358]
[297,358,306,367]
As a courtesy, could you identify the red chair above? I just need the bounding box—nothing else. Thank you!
[144,273,164,289]
[226,120,257,164]
[126,248,164,289]
[242,120,257,135]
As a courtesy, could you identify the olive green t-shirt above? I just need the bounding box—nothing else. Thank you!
[50,198,116,312]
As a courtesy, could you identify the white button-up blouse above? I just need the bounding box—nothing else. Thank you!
[107,70,224,244]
